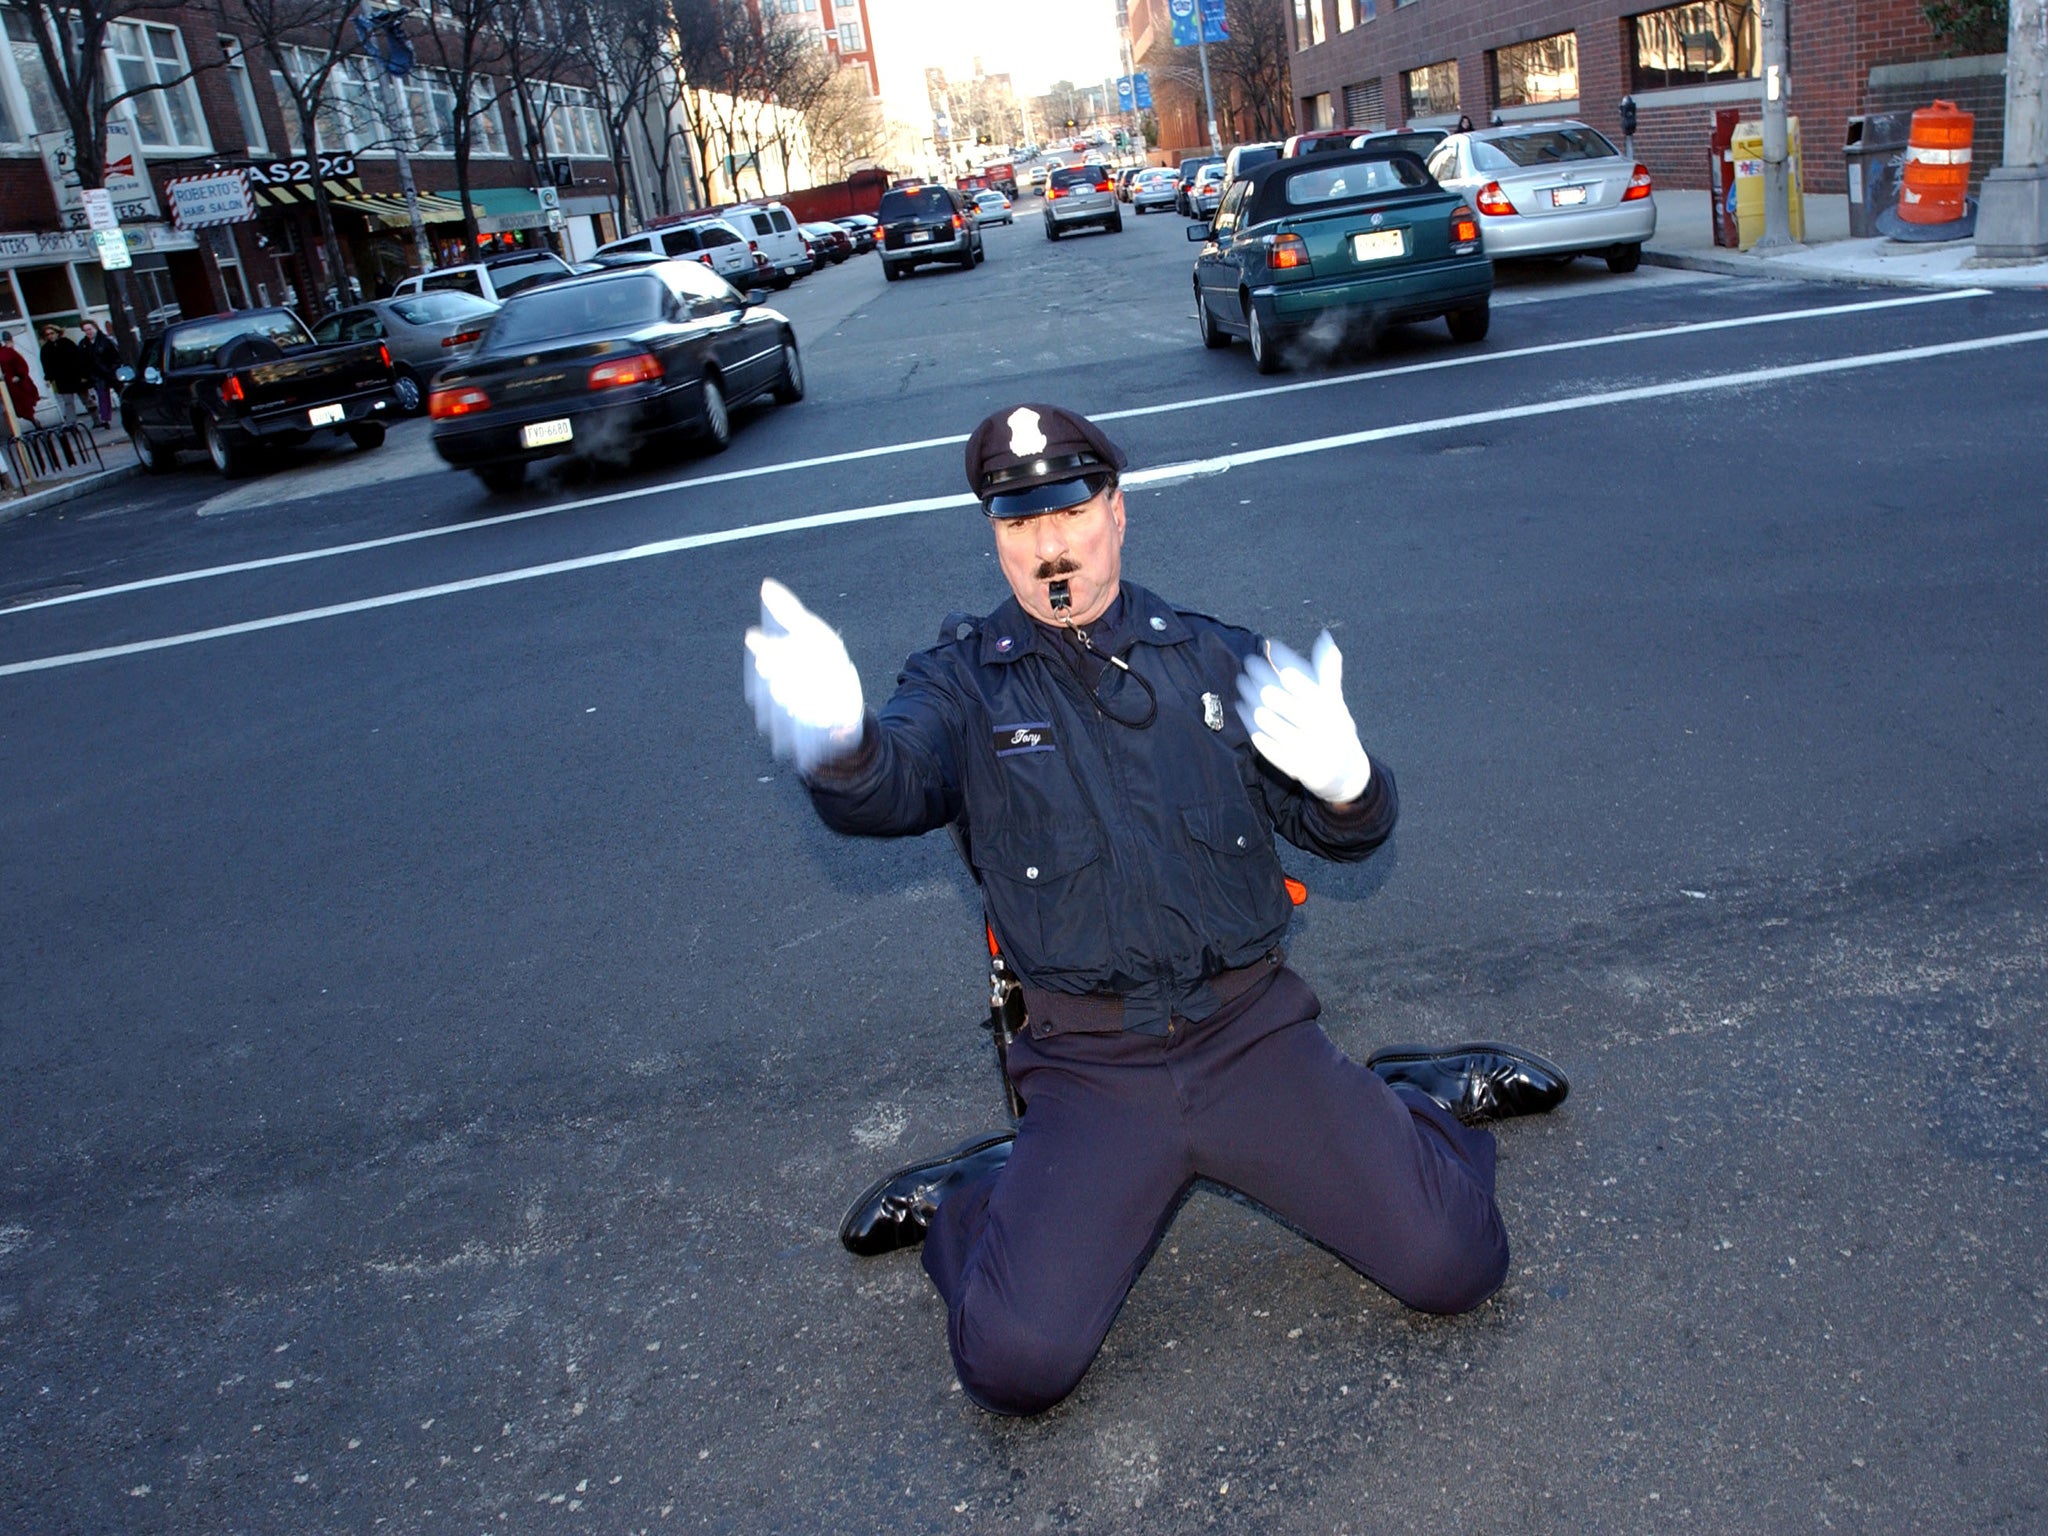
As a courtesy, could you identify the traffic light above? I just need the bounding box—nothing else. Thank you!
[1065,117,1077,129]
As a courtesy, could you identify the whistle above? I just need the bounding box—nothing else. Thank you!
[1048,579,1071,615]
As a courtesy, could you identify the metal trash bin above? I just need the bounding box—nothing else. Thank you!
[1844,110,1913,238]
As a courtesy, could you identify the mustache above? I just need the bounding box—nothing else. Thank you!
[1034,558,1081,580]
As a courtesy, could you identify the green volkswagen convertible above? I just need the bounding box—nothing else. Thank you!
[1188,147,1493,373]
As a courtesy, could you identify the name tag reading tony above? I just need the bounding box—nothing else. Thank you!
[994,721,1057,757]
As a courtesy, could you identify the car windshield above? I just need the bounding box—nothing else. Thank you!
[1284,156,1429,206]
[486,274,666,348]
[389,291,498,325]
[1472,127,1620,170]
[878,187,953,219]
[167,312,313,370]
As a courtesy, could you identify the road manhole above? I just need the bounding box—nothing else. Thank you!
[1,583,84,609]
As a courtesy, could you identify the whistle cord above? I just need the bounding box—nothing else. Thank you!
[1064,620,1158,730]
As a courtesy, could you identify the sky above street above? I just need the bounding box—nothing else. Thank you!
[874,0,1125,95]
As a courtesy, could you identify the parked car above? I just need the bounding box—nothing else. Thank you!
[1113,167,1142,201]
[801,221,854,262]
[309,290,499,414]
[1044,164,1121,239]
[1423,121,1655,271]
[727,201,815,286]
[1188,162,1229,219]
[1354,128,1449,159]
[1174,155,1223,215]
[119,308,401,477]
[1221,141,1283,195]
[971,190,1014,226]
[1188,147,1492,373]
[391,250,574,304]
[1281,129,1363,158]
[594,218,759,285]
[833,214,879,253]
[428,261,802,493]
[876,183,984,279]
[1132,167,1179,213]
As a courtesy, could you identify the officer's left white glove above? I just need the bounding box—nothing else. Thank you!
[743,578,865,773]
[1235,631,1373,805]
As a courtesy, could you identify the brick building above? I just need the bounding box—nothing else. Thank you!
[1279,0,1983,198]
[0,0,620,405]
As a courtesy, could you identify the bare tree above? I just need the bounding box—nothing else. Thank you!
[802,62,886,182]
[11,0,224,346]
[570,0,668,231]
[496,0,581,230]
[1163,0,1292,141]
[410,0,512,260]
[213,0,360,315]
[752,11,830,191]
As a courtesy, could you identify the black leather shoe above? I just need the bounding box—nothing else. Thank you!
[839,1132,1016,1257]
[1366,1041,1570,1125]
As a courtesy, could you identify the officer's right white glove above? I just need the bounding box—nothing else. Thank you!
[743,578,865,773]
[1235,631,1373,805]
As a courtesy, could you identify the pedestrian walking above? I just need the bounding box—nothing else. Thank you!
[1456,114,1476,133]
[37,324,91,428]
[79,319,121,429]
[0,330,40,432]
[744,403,1569,1416]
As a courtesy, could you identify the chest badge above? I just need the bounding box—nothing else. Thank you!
[1202,692,1225,731]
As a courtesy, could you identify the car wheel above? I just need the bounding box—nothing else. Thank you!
[129,421,173,473]
[1107,212,1123,233]
[772,336,805,404]
[204,416,254,478]
[1607,242,1642,274]
[475,462,525,494]
[1445,304,1490,344]
[957,244,974,271]
[347,422,387,451]
[883,260,902,281]
[1045,222,1060,241]
[1246,304,1283,374]
[392,368,423,415]
[700,376,731,452]
[1196,289,1230,350]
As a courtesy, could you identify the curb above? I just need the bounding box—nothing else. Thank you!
[0,461,141,524]
[1643,244,2045,292]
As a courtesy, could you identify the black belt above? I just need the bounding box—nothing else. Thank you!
[1021,950,1284,1039]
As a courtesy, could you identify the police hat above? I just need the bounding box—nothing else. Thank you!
[964,403,1128,517]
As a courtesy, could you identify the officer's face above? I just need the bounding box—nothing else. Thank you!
[992,484,1126,626]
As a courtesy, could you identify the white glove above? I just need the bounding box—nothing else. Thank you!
[1235,631,1373,805]
[743,578,865,773]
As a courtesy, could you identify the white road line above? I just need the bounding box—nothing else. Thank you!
[6,323,2043,681]
[2,288,1989,618]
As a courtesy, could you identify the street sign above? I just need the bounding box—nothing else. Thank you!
[36,120,159,228]
[536,186,560,211]
[80,188,117,231]
[91,227,131,270]
[166,170,255,230]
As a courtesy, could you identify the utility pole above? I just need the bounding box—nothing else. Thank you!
[1195,28,1220,157]
[1753,0,1800,252]
[1975,0,2048,258]
[359,7,433,274]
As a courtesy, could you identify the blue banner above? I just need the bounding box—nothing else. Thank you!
[1200,0,1229,42]
[1133,72,1152,109]
[1116,75,1134,111]
[1168,0,1197,46]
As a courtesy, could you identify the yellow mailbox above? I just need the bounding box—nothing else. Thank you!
[1732,117,1806,247]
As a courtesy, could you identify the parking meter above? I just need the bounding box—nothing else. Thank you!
[1620,95,1638,159]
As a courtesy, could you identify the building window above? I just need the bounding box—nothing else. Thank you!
[837,19,863,51]
[544,83,606,159]
[1491,31,1579,107]
[1293,0,1326,49]
[1342,78,1384,129]
[1305,91,1332,129]
[1630,1,1758,91]
[1335,0,1355,29]
[106,20,211,152]
[468,77,509,156]
[221,36,268,152]
[1402,61,1458,119]
[2,6,62,142]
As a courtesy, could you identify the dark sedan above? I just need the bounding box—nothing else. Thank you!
[428,260,803,494]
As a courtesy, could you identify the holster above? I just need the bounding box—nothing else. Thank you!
[986,951,1028,1121]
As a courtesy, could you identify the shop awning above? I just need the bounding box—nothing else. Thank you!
[452,186,546,234]
[253,176,364,209]
[330,190,477,227]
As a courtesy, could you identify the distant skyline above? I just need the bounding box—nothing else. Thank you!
[876,0,1126,96]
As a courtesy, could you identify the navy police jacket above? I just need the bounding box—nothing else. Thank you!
[806,582,1397,1032]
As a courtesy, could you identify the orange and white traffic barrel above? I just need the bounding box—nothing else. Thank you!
[1897,100,1973,225]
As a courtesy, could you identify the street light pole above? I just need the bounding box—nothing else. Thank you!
[1195,28,1220,157]
[1753,0,1800,252]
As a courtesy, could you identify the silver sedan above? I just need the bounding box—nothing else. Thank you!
[1132,169,1179,213]
[310,290,501,413]
[1424,121,1656,272]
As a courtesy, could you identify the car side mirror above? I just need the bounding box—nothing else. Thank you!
[143,366,162,385]
[1186,223,1210,241]
[115,365,136,385]
[744,287,768,308]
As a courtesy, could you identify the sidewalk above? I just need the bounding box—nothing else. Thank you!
[1644,189,2048,289]
[0,424,140,524]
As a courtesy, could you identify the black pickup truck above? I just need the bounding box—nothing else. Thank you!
[118,308,400,478]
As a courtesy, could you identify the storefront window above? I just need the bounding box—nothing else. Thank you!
[1630,1,1758,91]
[1402,61,1459,119]
[1492,31,1579,107]
[106,20,211,152]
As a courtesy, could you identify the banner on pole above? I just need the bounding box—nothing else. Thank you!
[1134,72,1153,109]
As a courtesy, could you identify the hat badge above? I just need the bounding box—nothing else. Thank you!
[1006,407,1048,457]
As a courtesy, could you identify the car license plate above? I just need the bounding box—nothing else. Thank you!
[308,403,345,426]
[1350,229,1406,262]
[521,418,573,448]
[908,230,931,243]
[1550,185,1588,207]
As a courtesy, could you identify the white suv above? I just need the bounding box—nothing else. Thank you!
[594,217,758,284]
[391,250,573,303]
[727,203,814,286]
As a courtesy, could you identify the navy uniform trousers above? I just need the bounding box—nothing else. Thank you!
[920,963,1509,1416]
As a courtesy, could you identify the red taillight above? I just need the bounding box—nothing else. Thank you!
[1475,181,1516,217]
[219,373,246,405]
[1095,180,1111,193]
[587,352,663,390]
[1048,185,1066,199]
[428,385,491,419]
[698,252,713,266]
[952,213,963,229]
[748,238,760,252]
[441,328,483,347]
[1449,204,1480,251]
[1268,232,1309,270]
[378,342,393,371]
[1622,163,1654,201]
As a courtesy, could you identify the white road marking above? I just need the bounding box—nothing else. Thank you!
[2,289,1990,618]
[5,323,2043,680]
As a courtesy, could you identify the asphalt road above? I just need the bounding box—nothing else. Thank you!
[4,199,2048,1534]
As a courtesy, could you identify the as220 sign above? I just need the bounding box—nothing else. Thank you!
[242,154,357,185]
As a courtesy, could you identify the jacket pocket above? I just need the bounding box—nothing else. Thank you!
[1181,801,1285,936]
[971,822,1110,980]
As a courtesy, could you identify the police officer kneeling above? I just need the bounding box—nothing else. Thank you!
[744,403,1568,1416]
